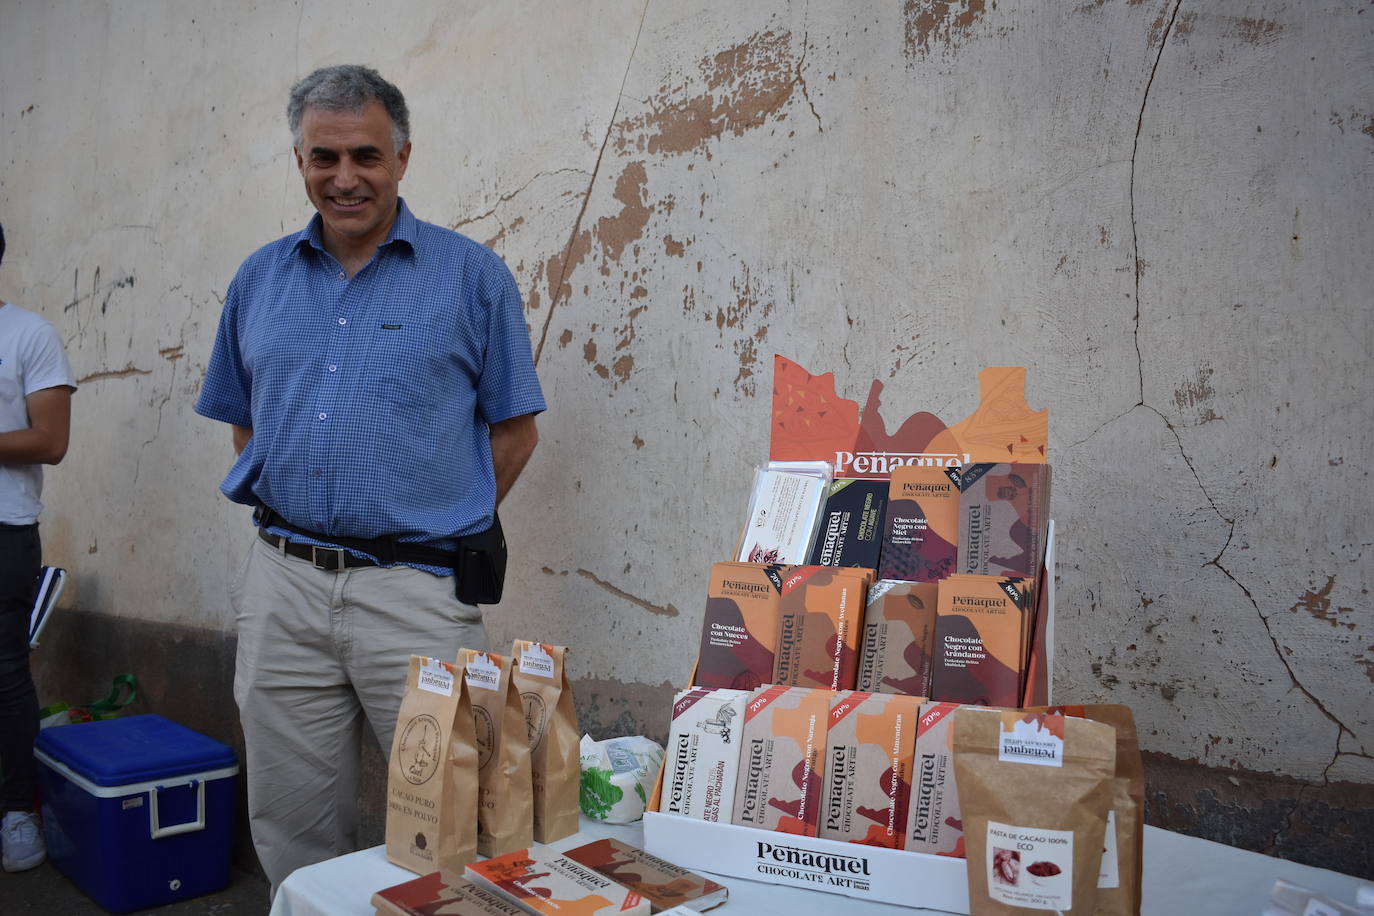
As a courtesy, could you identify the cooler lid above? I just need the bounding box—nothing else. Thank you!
[34,714,238,787]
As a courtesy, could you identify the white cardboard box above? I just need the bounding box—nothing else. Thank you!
[643,811,969,912]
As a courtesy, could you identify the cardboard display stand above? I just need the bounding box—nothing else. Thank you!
[643,361,1057,912]
[644,527,1054,913]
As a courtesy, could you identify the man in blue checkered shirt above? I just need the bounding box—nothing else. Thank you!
[195,65,544,891]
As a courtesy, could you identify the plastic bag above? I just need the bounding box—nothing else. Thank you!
[578,734,664,824]
[38,674,139,728]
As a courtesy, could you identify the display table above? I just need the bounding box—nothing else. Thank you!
[269,817,1368,916]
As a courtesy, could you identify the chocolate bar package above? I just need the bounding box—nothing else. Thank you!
[906,702,966,856]
[856,579,938,697]
[731,685,830,836]
[736,462,831,565]
[772,566,873,691]
[694,562,785,690]
[957,462,1051,579]
[931,574,1033,707]
[562,836,729,912]
[372,871,526,916]
[879,466,962,583]
[807,478,889,569]
[819,691,921,848]
[466,844,651,916]
[663,687,750,822]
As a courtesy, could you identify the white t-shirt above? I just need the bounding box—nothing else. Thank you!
[1,302,76,524]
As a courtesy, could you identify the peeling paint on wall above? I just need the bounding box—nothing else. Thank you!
[1235,17,1284,46]
[1290,577,1356,631]
[613,30,806,157]
[903,0,993,62]
[76,364,151,383]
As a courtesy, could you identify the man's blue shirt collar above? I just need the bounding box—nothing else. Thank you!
[283,197,419,263]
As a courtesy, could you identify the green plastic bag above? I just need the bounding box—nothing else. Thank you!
[38,673,139,728]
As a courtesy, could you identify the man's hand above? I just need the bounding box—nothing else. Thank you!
[0,386,72,466]
[490,413,538,504]
[232,425,252,455]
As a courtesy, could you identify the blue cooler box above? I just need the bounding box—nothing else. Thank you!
[34,714,240,913]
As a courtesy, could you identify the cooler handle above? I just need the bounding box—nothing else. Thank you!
[148,779,205,839]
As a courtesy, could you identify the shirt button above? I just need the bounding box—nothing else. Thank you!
[337,271,346,281]
[337,317,348,326]
[317,412,328,421]
[312,469,323,477]
[328,365,338,373]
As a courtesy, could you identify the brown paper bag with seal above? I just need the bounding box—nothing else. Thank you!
[459,647,534,857]
[953,707,1117,916]
[385,655,479,874]
[1021,704,1144,916]
[510,640,580,843]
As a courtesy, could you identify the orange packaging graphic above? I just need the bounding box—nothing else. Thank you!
[694,563,785,691]
[819,691,921,849]
[856,580,939,696]
[906,702,965,856]
[879,466,962,583]
[772,566,873,691]
[466,843,651,916]
[931,574,1032,708]
[731,685,831,836]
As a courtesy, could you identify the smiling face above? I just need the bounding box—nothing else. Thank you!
[294,101,411,266]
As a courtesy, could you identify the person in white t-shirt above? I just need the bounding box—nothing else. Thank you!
[0,222,76,872]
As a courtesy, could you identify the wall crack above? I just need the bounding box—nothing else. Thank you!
[794,27,823,132]
[1065,404,1139,450]
[1129,0,1184,405]
[533,0,651,365]
[450,168,591,231]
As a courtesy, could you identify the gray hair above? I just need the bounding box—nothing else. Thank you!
[287,65,410,151]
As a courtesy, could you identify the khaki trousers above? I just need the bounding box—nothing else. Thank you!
[232,536,486,893]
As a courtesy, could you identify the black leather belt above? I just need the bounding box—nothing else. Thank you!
[258,527,378,571]
[253,506,456,572]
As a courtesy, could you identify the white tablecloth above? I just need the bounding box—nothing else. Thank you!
[270,818,1369,916]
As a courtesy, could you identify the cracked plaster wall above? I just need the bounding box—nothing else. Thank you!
[1,0,1370,871]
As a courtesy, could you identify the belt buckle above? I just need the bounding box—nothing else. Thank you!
[311,546,348,571]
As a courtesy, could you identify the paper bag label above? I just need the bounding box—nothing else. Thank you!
[998,712,1064,768]
[418,658,455,697]
[465,652,502,692]
[1097,808,1119,888]
[519,643,555,678]
[986,820,1074,911]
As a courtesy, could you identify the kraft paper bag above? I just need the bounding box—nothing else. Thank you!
[953,707,1116,916]
[510,640,580,843]
[460,647,534,857]
[1021,704,1145,916]
[386,655,479,874]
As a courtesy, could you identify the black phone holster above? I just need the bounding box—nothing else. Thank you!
[456,512,506,605]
